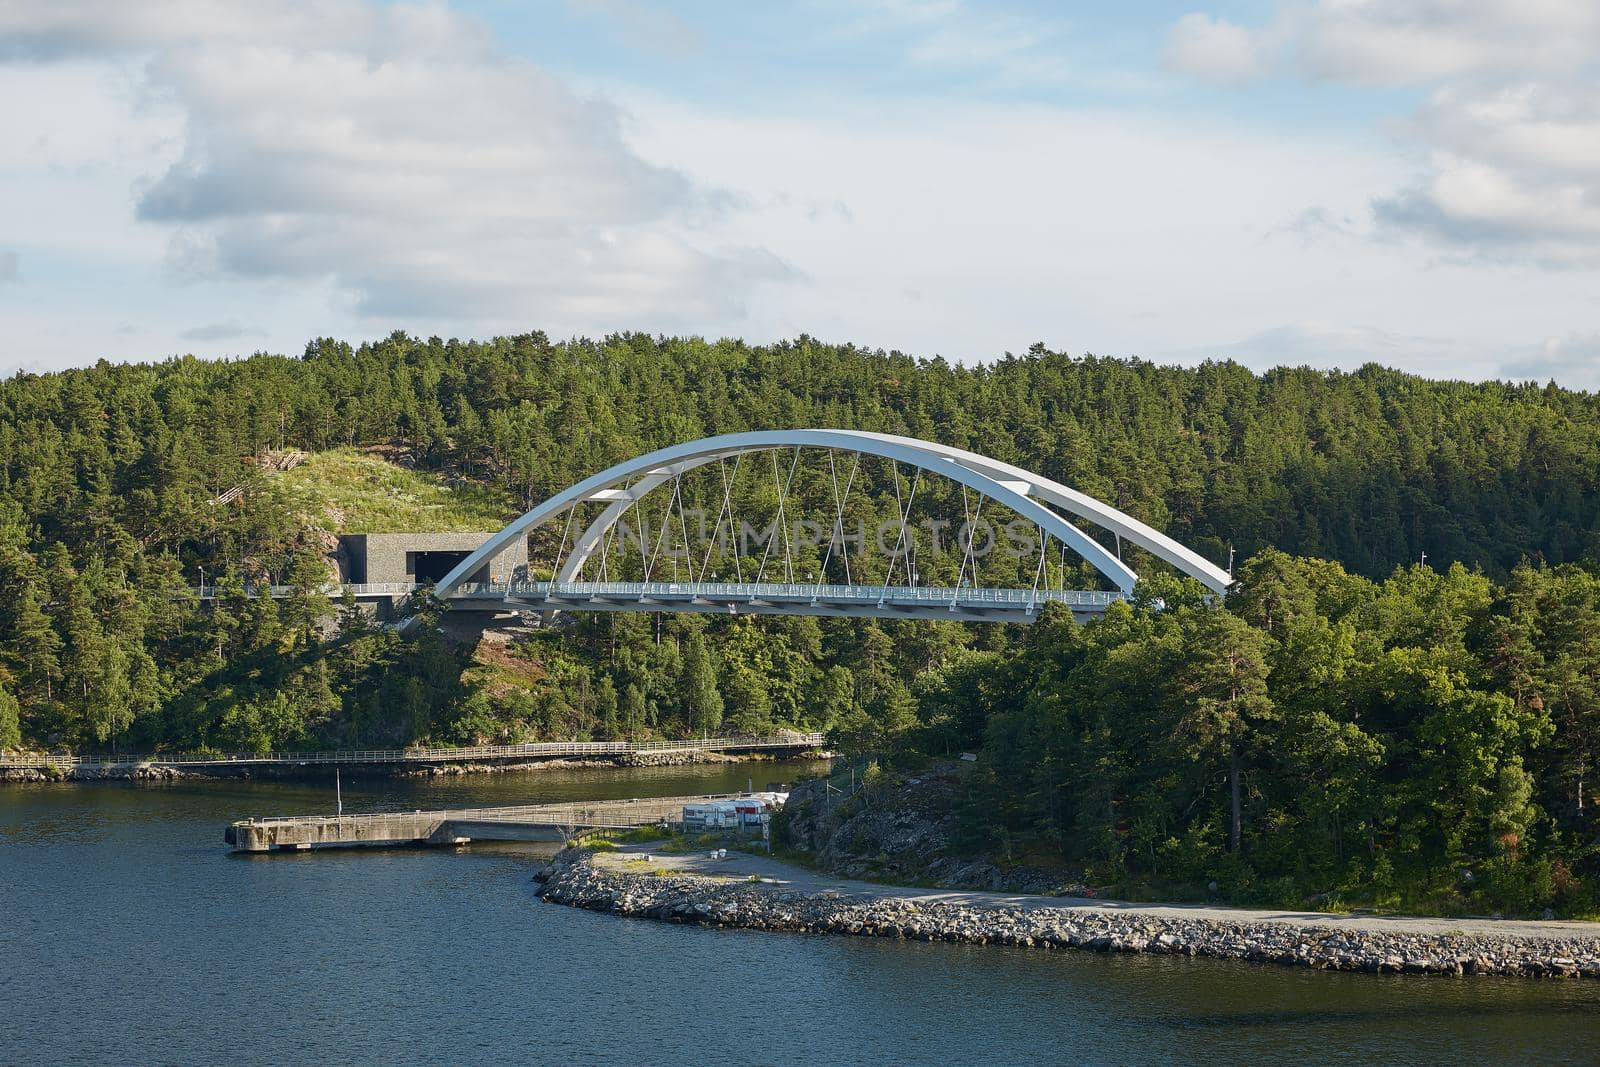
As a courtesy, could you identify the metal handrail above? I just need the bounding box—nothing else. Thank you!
[180,579,1126,609]
[511,579,1124,608]
[238,791,755,828]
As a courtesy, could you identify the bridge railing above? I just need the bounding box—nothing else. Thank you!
[505,580,1126,608]
[188,582,421,600]
[0,733,826,770]
[178,579,1126,611]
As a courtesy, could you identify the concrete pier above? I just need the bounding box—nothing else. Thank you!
[225,794,719,852]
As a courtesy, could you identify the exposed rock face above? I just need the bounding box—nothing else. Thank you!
[537,850,1600,980]
[396,750,760,776]
[616,750,741,768]
[779,763,1087,894]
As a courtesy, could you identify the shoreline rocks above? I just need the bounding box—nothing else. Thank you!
[536,850,1600,980]
[2,763,204,783]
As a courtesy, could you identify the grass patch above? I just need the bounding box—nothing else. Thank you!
[582,839,620,852]
[267,447,515,534]
[609,826,674,845]
[660,833,723,854]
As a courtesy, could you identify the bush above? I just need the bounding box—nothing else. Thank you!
[1478,854,1555,916]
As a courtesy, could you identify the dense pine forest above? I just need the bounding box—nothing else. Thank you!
[5,330,1600,912]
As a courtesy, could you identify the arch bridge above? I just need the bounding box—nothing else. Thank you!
[433,430,1230,624]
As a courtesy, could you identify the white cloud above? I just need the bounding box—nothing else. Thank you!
[179,319,263,342]
[0,250,18,285]
[1157,321,1465,375]
[1374,81,1600,264]
[1165,2,1600,88]
[1502,332,1600,390]
[1167,2,1600,265]
[622,92,1600,389]
[819,0,1073,89]
[0,1,791,331]
[1163,13,1270,86]
[1290,0,1600,87]
[562,0,702,57]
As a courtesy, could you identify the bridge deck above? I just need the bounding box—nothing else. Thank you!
[497,580,1126,621]
[185,581,1127,621]
[225,793,729,852]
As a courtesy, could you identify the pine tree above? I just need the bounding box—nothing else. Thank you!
[681,635,723,736]
[1172,609,1276,853]
[0,683,21,751]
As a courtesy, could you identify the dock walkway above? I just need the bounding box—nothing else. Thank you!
[3,733,824,775]
[225,793,729,852]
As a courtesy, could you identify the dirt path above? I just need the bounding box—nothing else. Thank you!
[595,844,1600,942]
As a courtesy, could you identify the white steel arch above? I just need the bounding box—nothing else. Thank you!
[434,429,1230,601]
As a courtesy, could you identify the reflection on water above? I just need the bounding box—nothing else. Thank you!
[4,761,1599,1067]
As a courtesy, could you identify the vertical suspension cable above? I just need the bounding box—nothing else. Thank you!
[818,451,839,588]
[591,484,625,584]
[698,457,731,584]
[644,478,677,581]
[674,473,692,586]
[818,450,860,589]
[886,464,921,588]
[549,501,578,586]
[627,485,650,580]
[697,452,744,584]
[597,511,612,582]
[884,459,903,588]
[1030,526,1047,610]
[954,488,985,590]
[755,447,800,584]
[726,452,745,582]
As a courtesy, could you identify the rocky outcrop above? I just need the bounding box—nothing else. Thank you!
[394,749,778,776]
[780,762,1088,894]
[537,850,1600,979]
[617,750,742,768]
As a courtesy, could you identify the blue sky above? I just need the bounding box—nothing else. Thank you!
[3,1,1599,387]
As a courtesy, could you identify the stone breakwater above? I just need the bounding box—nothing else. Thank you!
[537,851,1600,979]
[2,764,199,783]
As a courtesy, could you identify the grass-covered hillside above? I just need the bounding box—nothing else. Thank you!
[268,447,517,534]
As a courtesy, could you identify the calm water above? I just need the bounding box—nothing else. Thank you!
[5,763,1600,1066]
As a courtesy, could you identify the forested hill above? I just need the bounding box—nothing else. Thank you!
[4,331,1597,582]
[2,331,1599,771]
[12,331,1600,916]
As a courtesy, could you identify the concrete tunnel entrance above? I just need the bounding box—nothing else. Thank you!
[335,533,527,586]
[407,550,483,584]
